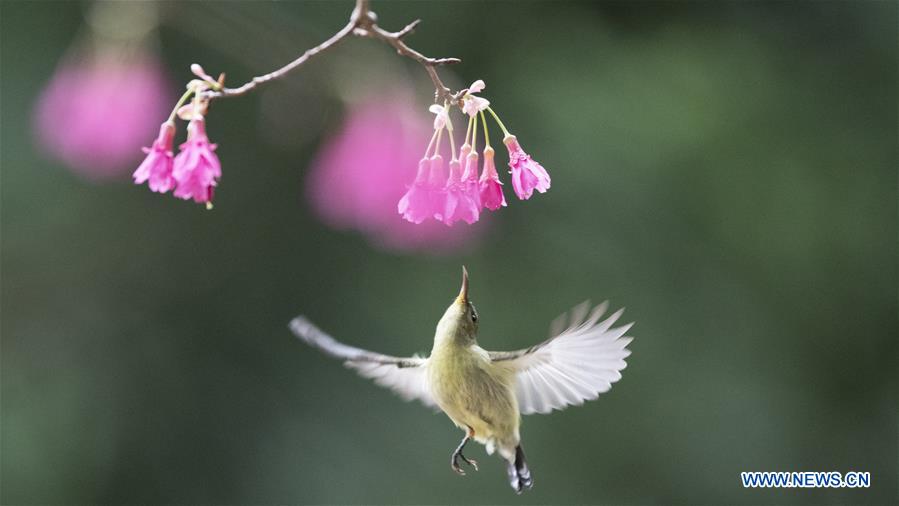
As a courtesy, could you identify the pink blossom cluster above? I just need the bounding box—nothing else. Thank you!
[133,65,223,208]
[306,92,480,253]
[398,80,551,226]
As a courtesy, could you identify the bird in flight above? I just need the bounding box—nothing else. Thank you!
[289,267,634,493]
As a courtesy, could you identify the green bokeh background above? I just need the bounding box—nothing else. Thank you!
[2,1,896,504]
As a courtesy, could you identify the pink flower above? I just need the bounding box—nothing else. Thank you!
[33,54,171,180]
[430,104,450,130]
[397,155,452,225]
[426,154,449,222]
[479,146,506,211]
[173,118,221,205]
[307,93,479,252]
[462,149,482,208]
[398,158,434,224]
[462,80,490,118]
[132,121,176,193]
[459,142,472,162]
[504,134,550,200]
[443,158,480,226]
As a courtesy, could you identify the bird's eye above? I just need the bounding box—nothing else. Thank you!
[470,306,478,323]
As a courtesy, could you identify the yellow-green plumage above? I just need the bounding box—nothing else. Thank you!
[428,315,520,459]
[289,266,634,494]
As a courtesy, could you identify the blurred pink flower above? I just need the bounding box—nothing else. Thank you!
[479,146,506,211]
[33,54,171,180]
[504,134,551,200]
[132,121,176,193]
[307,94,480,252]
[173,118,221,205]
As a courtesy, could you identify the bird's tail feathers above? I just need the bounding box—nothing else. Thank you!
[506,445,533,494]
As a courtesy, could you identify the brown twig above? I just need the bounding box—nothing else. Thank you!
[202,0,463,105]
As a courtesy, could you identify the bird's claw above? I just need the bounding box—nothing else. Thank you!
[451,453,478,475]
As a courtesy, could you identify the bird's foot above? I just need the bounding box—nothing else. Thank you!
[451,450,478,475]
[463,454,479,472]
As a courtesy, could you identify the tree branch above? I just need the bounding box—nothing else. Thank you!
[202,0,463,105]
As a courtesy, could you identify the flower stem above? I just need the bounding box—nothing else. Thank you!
[167,89,195,123]
[464,115,474,147]
[448,123,457,162]
[434,127,444,157]
[480,110,491,147]
[470,110,478,151]
[442,103,453,132]
[424,128,439,158]
[486,106,510,138]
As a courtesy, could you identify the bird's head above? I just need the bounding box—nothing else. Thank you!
[435,266,480,345]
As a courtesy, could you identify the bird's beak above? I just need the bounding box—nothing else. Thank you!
[457,266,469,305]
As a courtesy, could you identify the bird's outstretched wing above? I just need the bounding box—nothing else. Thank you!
[289,316,436,408]
[489,301,633,415]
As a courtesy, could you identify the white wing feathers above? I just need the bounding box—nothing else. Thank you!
[346,361,434,408]
[290,302,633,416]
[289,316,436,408]
[490,301,634,415]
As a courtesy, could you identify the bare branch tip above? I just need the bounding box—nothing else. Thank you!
[396,19,422,38]
[201,1,460,105]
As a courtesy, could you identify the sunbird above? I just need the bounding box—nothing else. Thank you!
[289,267,634,493]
